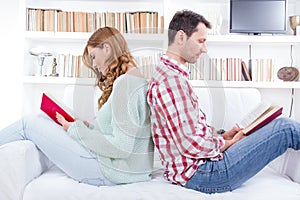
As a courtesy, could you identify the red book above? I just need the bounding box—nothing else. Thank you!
[237,102,283,136]
[40,92,75,125]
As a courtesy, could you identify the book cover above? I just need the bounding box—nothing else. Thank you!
[241,60,251,81]
[237,102,283,136]
[40,92,75,125]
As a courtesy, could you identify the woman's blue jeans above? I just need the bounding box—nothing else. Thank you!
[0,113,114,186]
[185,117,300,194]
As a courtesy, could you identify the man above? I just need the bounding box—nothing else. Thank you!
[147,10,300,194]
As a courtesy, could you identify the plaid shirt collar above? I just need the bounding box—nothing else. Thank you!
[160,54,189,78]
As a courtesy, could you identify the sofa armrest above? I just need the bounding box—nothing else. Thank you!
[269,149,300,183]
[0,141,49,200]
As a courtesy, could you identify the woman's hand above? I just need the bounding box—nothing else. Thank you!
[83,121,90,128]
[56,112,72,131]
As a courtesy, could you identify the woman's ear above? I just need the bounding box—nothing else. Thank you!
[103,43,111,54]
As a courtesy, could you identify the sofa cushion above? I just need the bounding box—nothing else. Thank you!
[22,164,300,200]
[0,141,48,200]
[193,87,261,130]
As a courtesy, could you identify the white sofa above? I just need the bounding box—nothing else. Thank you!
[0,86,299,200]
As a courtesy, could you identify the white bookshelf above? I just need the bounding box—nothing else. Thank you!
[22,0,300,119]
[24,0,300,84]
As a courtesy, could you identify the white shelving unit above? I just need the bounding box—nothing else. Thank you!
[23,0,166,115]
[22,0,300,120]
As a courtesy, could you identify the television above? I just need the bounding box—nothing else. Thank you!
[230,0,287,34]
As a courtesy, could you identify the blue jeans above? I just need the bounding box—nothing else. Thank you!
[0,113,115,186]
[185,118,300,194]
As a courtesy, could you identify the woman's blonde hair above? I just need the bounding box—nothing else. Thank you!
[82,27,137,109]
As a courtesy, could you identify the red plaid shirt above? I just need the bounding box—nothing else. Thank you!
[147,55,225,186]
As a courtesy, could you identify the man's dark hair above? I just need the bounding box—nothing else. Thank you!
[168,10,211,45]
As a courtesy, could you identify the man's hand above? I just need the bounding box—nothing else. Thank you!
[222,126,243,140]
[220,130,246,152]
[56,112,72,131]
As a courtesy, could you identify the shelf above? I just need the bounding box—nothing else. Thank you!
[23,76,96,86]
[25,31,300,48]
[23,76,300,89]
[25,31,166,43]
[26,32,300,44]
[207,35,300,45]
[189,80,300,89]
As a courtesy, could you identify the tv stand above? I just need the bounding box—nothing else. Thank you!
[248,33,262,36]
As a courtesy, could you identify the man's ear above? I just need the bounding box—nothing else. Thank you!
[174,30,186,45]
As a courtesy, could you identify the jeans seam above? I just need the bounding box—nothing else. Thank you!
[196,185,232,193]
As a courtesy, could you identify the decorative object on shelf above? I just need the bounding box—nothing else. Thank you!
[297,26,300,36]
[289,15,300,35]
[49,58,59,77]
[278,44,299,81]
[29,48,52,76]
[277,66,299,81]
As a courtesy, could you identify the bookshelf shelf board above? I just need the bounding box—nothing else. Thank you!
[23,76,96,85]
[207,35,300,45]
[23,76,300,89]
[25,31,166,43]
[189,80,300,89]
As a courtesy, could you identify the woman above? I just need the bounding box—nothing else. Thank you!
[0,27,154,186]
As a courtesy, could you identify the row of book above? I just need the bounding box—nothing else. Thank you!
[250,58,275,82]
[188,57,244,81]
[187,57,275,81]
[26,8,164,34]
[38,52,275,82]
[42,53,163,79]
[135,52,163,79]
[137,55,276,82]
[54,54,95,78]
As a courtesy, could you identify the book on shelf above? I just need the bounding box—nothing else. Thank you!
[40,92,76,125]
[27,8,164,34]
[251,58,274,82]
[241,60,251,81]
[237,102,283,136]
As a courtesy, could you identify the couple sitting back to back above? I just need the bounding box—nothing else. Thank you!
[1,10,300,194]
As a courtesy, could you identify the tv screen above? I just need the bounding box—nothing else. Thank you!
[230,0,287,34]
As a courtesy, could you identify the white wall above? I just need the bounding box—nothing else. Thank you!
[0,0,23,129]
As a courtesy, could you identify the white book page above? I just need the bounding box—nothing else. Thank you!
[237,101,271,128]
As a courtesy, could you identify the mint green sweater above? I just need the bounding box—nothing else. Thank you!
[67,74,154,184]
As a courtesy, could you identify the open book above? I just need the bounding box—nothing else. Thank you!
[237,102,283,135]
[40,92,76,125]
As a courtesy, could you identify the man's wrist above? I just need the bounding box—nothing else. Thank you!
[217,129,226,135]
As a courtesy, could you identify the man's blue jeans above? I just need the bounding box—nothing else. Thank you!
[185,118,300,194]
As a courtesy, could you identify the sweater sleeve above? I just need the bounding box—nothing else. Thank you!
[67,76,150,160]
[67,120,131,158]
